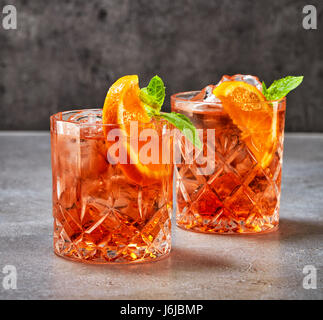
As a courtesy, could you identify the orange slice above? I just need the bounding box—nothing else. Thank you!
[102,75,172,185]
[103,75,150,126]
[213,81,277,168]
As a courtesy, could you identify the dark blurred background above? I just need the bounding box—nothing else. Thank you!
[0,0,322,131]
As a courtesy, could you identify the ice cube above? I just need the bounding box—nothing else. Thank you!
[57,121,80,136]
[203,85,218,102]
[69,109,102,124]
[190,85,222,112]
[215,74,263,91]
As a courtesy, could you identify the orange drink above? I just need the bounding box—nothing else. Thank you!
[50,75,174,263]
[172,75,287,234]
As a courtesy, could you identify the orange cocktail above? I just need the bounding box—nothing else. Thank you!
[172,75,287,234]
[50,75,173,263]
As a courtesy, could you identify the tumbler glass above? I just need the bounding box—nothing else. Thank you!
[50,109,173,263]
[172,90,285,234]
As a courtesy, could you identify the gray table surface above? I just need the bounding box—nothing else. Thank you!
[0,132,322,300]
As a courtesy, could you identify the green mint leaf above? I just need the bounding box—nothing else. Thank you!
[139,75,165,112]
[142,103,158,117]
[263,76,303,101]
[160,112,202,150]
[139,88,161,112]
[146,75,165,107]
[262,81,269,99]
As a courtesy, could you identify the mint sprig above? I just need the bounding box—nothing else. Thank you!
[140,75,202,149]
[262,76,303,101]
[139,75,165,115]
[160,112,202,150]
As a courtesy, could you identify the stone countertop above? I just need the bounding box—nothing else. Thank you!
[0,132,322,300]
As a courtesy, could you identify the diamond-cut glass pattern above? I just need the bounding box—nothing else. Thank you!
[173,98,286,234]
[51,115,172,264]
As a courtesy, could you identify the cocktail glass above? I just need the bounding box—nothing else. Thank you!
[50,109,173,263]
[171,80,286,234]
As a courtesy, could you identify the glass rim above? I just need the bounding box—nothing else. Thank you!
[171,90,287,105]
[50,108,169,127]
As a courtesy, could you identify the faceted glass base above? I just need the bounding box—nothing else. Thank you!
[176,217,279,235]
